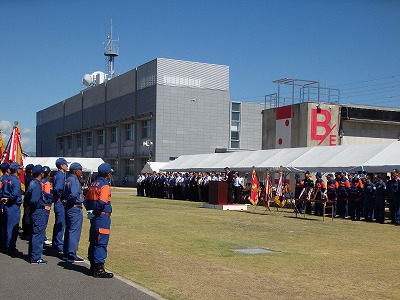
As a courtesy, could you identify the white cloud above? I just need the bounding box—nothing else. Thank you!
[0,120,36,153]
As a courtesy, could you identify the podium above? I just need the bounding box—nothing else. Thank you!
[208,181,228,205]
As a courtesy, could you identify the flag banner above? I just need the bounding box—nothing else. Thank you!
[2,122,25,191]
[0,129,4,161]
[249,170,259,206]
[264,171,273,207]
[275,105,292,148]
[274,170,286,207]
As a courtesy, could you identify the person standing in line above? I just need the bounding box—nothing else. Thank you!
[225,167,234,204]
[314,172,326,216]
[325,174,339,217]
[63,162,84,263]
[386,169,400,224]
[84,163,114,278]
[337,171,350,218]
[363,175,375,222]
[22,163,34,239]
[25,165,47,264]
[2,162,24,257]
[52,158,68,253]
[0,162,10,252]
[374,175,386,224]
[302,171,314,214]
[41,166,53,246]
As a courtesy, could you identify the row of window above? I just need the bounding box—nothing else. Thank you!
[231,102,240,149]
[59,120,153,150]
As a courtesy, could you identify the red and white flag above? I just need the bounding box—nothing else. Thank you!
[275,105,292,148]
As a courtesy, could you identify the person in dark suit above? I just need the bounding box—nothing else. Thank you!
[224,167,234,204]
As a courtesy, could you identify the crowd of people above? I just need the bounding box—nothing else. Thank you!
[136,167,246,203]
[136,166,400,225]
[294,169,400,224]
[0,158,114,277]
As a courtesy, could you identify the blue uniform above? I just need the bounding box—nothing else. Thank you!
[52,170,66,252]
[25,178,47,261]
[374,181,386,223]
[85,177,112,265]
[0,174,7,250]
[41,177,53,237]
[2,173,22,255]
[63,174,84,260]
[337,176,350,218]
[363,181,375,221]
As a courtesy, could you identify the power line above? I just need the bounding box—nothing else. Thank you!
[331,74,400,88]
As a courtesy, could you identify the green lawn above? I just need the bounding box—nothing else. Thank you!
[51,189,399,300]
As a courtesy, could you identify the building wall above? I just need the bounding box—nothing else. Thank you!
[262,102,400,149]
[36,58,262,185]
[239,102,264,150]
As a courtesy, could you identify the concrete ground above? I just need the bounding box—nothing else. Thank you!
[0,236,165,300]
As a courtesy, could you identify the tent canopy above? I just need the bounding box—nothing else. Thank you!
[141,162,169,173]
[24,157,105,173]
[160,142,400,173]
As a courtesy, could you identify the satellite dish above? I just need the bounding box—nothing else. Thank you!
[143,139,153,147]
[82,74,93,86]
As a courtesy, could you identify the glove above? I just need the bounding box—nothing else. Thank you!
[87,210,95,220]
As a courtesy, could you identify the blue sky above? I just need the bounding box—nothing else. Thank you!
[1,0,399,152]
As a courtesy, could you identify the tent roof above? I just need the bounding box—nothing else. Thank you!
[160,142,400,173]
[141,162,169,173]
[24,157,105,172]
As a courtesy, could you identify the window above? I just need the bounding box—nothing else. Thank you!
[125,123,135,141]
[87,132,92,147]
[67,136,72,149]
[108,159,118,175]
[231,141,240,149]
[232,102,241,112]
[98,129,104,145]
[58,138,63,151]
[231,112,240,121]
[142,119,152,138]
[76,134,82,148]
[231,102,241,149]
[125,159,135,176]
[111,127,118,143]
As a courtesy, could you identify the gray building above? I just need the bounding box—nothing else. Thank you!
[36,58,263,185]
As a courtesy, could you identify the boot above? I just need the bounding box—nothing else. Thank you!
[89,262,95,276]
[93,263,114,278]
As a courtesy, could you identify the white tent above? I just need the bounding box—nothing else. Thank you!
[24,157,105,173]
[141,162,169,173]
[160,142,400,173]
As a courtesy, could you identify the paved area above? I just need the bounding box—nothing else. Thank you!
[0,237,165,300]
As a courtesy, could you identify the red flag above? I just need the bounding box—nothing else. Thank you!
[249,170,259,205]
[0,129,4,161]
[2,121,25,191]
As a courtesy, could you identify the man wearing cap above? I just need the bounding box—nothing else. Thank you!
[326,173,339,216]
[337,170,350,218]
[363,175,375,222]
[1,162,23,256]
[22,164,34,238]
[63,162,84,263]
[41,166,53,245]
[0,162,10,251]
[348,172,364,221]
[293,173,303,213]
[386,169,399,225]
[84,162,113,278]
[52,158,68,253]
[314,172,327,216]
[302,171,314,214]
[374,175,386,224]
[25,164,47,264]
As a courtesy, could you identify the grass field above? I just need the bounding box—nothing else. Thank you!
[50,189,399,300]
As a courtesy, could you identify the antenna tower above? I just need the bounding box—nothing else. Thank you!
[104,19,119,79]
